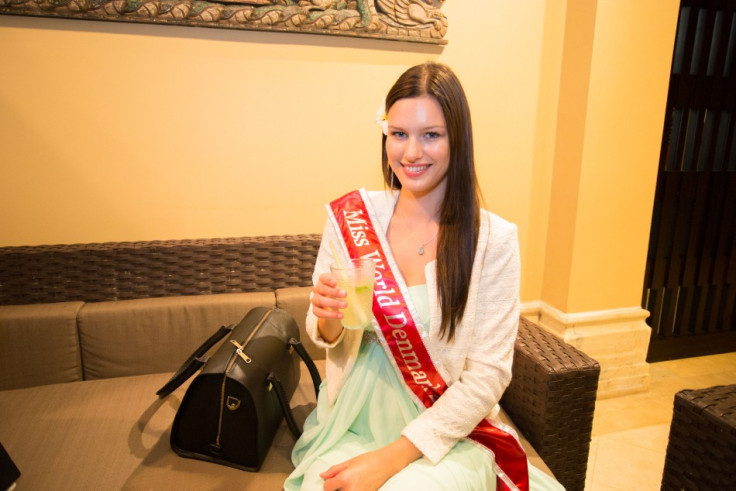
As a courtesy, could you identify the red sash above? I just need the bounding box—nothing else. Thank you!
[329,190,529,491]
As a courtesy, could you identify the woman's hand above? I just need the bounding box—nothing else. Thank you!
[311,272,347,343]
[320,437,421,491]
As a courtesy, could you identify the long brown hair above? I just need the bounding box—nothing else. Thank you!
[381,62,481,341]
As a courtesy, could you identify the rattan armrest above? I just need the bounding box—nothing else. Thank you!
[501,317,600,491]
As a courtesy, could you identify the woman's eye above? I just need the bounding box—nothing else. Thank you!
[425,132,441,139]
[391,131,407,138]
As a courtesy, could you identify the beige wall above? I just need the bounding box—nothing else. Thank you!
[539,0,679,313]
[567,0,680,312]
[0,1,678,313]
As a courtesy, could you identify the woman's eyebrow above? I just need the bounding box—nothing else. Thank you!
[387,124,446,130]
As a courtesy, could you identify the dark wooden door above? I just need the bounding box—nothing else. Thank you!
[643,0,736,362]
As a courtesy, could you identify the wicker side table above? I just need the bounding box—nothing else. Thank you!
[661,384,736,490]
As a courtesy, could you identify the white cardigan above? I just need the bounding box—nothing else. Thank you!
[306,190,521,465]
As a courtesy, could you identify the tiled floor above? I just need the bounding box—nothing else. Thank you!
[584,351,736,490]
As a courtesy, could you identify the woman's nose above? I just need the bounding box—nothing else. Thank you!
[404,136,423,161]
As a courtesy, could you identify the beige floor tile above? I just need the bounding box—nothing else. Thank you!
[590,436,665,490]
[605,424,671,453]
[587,438,599,466]
[655,352,736,378]
[585,438,600,487]
[648,373,735,400]
[591,396,673,437]
[584,481,623,491]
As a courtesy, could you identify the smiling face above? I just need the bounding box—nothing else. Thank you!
[385,95,450,200]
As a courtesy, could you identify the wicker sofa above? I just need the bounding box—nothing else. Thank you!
[0,235,600,490]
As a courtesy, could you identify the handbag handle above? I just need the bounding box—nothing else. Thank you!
[156,324,235,398]
[289,337,322,398]
[267,337,322,439]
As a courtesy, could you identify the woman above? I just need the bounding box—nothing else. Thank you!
[284,62,563,491]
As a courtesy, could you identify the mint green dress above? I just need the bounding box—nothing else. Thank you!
[284,286,564,491]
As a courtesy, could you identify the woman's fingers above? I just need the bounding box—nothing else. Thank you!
[320,461,349,479]
[312,273,346,317]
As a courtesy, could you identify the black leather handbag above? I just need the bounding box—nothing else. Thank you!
[156,306,321,471]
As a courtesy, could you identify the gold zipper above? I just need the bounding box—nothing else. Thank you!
[214,309,272,447]
[230,340,251,363]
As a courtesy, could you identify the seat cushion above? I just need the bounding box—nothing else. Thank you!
[0,367,318,490]
[276,286,324,361]
[0,301,84,390]
[0,358,552,490]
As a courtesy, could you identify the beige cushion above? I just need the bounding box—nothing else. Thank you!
[78,293,275,379]
[0,361,551,490]
[0,362,322,490]
[0,302,84,390]
[276,286,324,361]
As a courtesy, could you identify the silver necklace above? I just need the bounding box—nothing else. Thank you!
[417,230,439,255]
[391,203,439,255]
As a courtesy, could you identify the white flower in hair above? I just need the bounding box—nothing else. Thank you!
[375,101,388,136]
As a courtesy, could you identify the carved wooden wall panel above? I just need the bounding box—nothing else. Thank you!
[0,0,448,44]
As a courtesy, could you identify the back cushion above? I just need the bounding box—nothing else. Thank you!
[0,302,84,390]
[78,293,275,379]
[275,286,324,361]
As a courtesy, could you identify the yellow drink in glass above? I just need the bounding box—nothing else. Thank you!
[330,258,376,330]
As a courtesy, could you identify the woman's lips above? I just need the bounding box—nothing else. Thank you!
[401,163,431,175]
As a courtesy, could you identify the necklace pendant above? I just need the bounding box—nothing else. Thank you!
[418,246,425,255]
